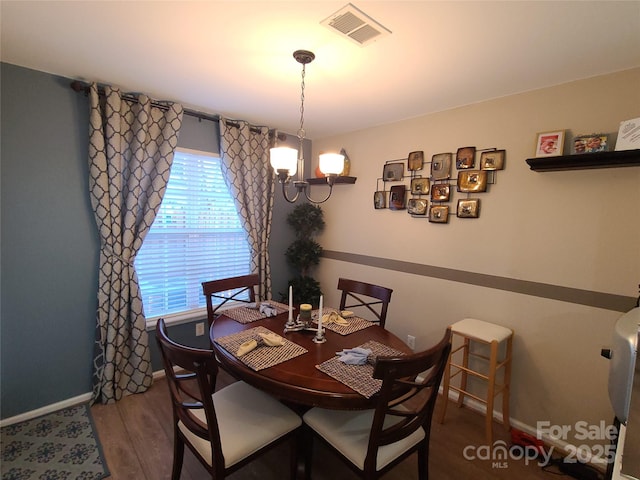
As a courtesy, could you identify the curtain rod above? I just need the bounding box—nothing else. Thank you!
[69,80,286,140]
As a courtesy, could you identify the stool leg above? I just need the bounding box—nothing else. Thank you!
[486,340,498,445]
[457,337,470,408]
[501,336,513,431]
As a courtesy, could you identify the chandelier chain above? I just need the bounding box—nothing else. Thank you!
[299,63,307,145]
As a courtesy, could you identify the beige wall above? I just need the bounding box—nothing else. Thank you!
[311,68,640,446]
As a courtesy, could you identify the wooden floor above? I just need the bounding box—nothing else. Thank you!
[91,371,565,479]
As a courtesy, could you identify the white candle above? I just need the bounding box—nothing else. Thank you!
[288,285,293,320]
[318,295,323,334]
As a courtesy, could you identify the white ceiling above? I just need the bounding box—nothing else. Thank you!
[2,1,639,139]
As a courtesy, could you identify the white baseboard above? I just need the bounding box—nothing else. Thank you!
[440,387,609,470]
[0,392,93,428]
[1,369,167,428]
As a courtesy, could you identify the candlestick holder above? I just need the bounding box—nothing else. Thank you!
[285,309,296,329]
[284,304,318,333]
[312,327,326,343]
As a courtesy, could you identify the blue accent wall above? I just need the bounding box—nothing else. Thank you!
[1,63,98,418]
[1,63,300,419]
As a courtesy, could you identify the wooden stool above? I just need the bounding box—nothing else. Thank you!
[438,318,513,444]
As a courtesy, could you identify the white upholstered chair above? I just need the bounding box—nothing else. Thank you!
[302,329,451,480]
[155,318,302,479]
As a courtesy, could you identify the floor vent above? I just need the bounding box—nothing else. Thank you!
[321,3,391,46]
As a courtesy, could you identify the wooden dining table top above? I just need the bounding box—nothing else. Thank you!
[210,310,412,410]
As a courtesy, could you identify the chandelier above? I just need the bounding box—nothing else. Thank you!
[270,50,344,204]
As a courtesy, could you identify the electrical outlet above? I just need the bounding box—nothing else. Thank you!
[407,335,416,350]
[195,322,205,336]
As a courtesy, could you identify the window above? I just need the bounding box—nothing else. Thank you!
[136,148,251,321]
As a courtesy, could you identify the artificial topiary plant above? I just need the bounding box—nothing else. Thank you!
[284,203,325,306]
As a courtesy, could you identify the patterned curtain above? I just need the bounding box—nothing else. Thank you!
[88,83,183,404]
[219,118,275,300]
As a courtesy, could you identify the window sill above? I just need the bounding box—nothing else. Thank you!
[146,308,208,330]
[145,302,247,330]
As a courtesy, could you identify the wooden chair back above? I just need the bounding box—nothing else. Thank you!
[365,329,452,477]
[202,274,260,329]
[337,277,393,328]
[155,319,225,475]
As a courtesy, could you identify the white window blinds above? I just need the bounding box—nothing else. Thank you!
[136,148,251,319]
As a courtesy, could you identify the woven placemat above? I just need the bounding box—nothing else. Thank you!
[316,340,405,398]
[312,308,375,336]
[214,326,307,371]
[222,301,289,324]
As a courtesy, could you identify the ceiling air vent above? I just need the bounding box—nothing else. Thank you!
[321,3,391,46]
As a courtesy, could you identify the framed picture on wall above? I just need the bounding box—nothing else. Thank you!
[535,130,565,157]
[572,133,609,154]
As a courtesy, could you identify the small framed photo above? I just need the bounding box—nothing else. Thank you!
[431,153,452,180]
[430,183,450,202]
[410,177,430,195]
[572,133,609,154]
[535,130,565,157]
[407,198,428,215]
[428,205,449,223]
[457,170,487,193]
[480,149,505,170]
[389,185,406,210]
[456,146,476,169]
[457,198,480,218]
[408,151,424,171]
[373,191,386,209]
[383,162,404,181]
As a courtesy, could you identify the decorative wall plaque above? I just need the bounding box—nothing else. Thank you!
[383,162,404,181]
[428,205,449,223]
[410,177,430,195]
[407,198,428,215]
[430,153,452,180]
[430,184,450,202]
[408,151,424,171]
[456,146,476,169]
[457,170,487,193]
[389,185,406,210]
[480,149,505,170]
[457,198,480,218]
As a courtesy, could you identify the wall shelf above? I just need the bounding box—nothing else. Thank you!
[307,176,357,185]
[526,149,640,172]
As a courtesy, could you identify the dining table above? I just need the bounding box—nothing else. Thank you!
[209,304,413,410]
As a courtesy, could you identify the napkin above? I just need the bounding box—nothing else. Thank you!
[237,339,258,356]
[259,302,278,317]
[336,347,372,365]
[322,311,349,326]
[236,332,283,356]
[258,332,283,346]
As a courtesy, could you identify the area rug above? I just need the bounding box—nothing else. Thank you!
[1,403,109,480]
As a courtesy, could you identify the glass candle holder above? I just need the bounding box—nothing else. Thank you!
[299,303,312,323]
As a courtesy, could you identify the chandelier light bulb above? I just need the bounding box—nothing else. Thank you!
[318,153,345,175]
